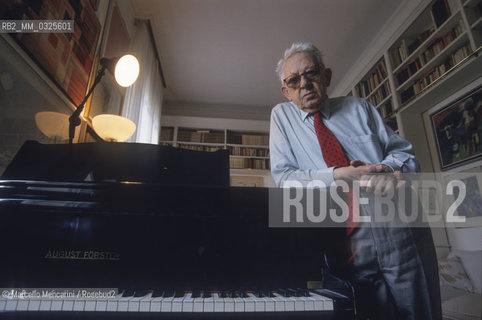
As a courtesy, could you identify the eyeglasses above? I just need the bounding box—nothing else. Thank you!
[283,66,323,89]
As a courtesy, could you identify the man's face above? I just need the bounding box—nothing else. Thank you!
[281,52,332,113]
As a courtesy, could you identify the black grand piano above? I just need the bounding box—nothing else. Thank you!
[0,141,353,319]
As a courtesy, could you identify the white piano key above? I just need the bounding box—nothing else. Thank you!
[264,297,276,312]
[309,292,326,311]
[84,300,96,311]
[224,296,235,312]
[73,299,85,311]
[39,299,52,311]
[95,300,107,312]
[234,297,244,312]
[311,291,334,311]
[50,300,63,311]
[139,292,153,312]
[150,295,164,312]
[128,296,144,312]
[106,299,119,312]
[62,299,74,311]
[16,299,30,311]
[27,299,41,311]
[117,297,130,312]
[160,296,174,312]
[272,293,286,312]
[0,298,6,312]
[243,295,255,312]
[294,296,305,311]
[213,293,224,312]
[300,296,314,311]
[193,296,204,312]
[182,292,193,312]
[5,299,18,311]
[203,295,214,312]
[171,294,184,312]
[284,296,295,311]
[247,293,265,312]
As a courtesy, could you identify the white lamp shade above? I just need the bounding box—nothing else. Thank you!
[92,114,136,142]
[114,55,139,87]
[35,111,72,140]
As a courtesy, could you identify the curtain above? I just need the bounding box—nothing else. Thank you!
[122,21,162,144]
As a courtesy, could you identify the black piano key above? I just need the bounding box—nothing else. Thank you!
[134,290,150,297]
[163,289,175,297]
[191,289,201,298]
[202,290,212,298]
[174,289,185,298]
[278,288,289,297]
[151,290,164,298]
[219,290,227,298]
[287,288,299,297]
[265,289,275,297]
[296,288,310,297]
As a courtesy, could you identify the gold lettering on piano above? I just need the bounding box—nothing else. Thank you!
[44,250,120,261]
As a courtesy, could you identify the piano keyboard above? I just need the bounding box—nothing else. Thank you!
[0,289,334,314]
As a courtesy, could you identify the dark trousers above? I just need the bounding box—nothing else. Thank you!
[327,189,442,320]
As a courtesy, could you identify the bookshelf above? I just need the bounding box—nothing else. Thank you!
[159,126,270,170]
[350,0,481,136]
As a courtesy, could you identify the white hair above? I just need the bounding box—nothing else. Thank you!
[276,42,325,84]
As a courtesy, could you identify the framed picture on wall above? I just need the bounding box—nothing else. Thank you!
[0,0,101,106]
[430,86,482,170]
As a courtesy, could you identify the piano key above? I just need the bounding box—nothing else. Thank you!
[0,298,6,311]
[39,299,52,311]
[84,299,97,312]
[95,299,108,312]
[150,293,164,312]
[193,296,204,312]
[139,291,153,312]
[16,299,30,311]
[27,299,41,311]
[272,292,286,312]
[182,292,194,312]
[171,293,185,312]
[160,296,174,312]
[243,293,255,312]
[106,292,123,312]
[50,299,63,311]
[5,299,18,312]
[247,293,265,312]
[233,297,244,312]
[213,292,224,312]
[264,295,276,312]
[62,299,74,311]
[203,293,214,312]
[300,296,314,311]
[73,298,85,311]
[117,290,134,312]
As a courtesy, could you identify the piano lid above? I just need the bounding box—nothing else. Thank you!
[1,140,230,186]
[0,180,325,290]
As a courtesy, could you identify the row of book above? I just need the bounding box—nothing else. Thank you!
[229,158,270,170]
[227,134,269,146]
[177,130,225,144]
[366,81,391,107]
[400,43,473,104]
[395,24,464,85]
[390,27,435,69]
[228,146,269,157]
[377,100,396,119]
[177,144,223,152]
[354,61,388,98]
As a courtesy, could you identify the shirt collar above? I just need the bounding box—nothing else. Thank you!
[297,98,331,122]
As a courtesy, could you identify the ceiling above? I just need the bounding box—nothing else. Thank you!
[133,0,403,116]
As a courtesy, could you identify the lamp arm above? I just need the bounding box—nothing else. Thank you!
[68,66,107,144]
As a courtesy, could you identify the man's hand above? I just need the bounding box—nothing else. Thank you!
[333,160,405,195]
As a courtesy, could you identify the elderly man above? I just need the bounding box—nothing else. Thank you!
[270,42,441,320]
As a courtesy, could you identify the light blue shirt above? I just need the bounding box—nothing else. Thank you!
[269,96,419,187]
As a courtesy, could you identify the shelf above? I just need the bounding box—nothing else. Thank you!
[230,155,269,159]
[396,31,469,92]
[375,94,393,109]
[392,10,463,74]
[177,141,224,147]
[471,16,482,28]
[366,77,389,100]
[226,143,269,149]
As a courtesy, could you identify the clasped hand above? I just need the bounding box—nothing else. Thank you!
[333,160,405,195]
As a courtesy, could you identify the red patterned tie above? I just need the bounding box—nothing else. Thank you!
[314,112,358,235]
